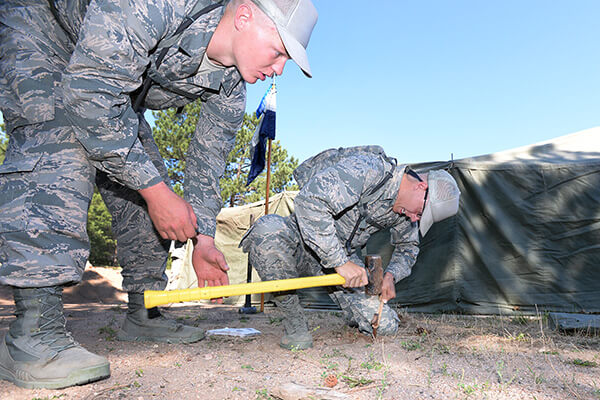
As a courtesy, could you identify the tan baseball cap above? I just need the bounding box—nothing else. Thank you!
[251,0,318,77]
[420,170,461,236]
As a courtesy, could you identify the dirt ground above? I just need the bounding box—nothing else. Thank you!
[0,267,599,400]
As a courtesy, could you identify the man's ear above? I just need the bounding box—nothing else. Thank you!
[415,181,428,191]
[233,3,253,31]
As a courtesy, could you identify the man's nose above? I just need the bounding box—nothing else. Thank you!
[409,213,420,223]
[273,59,287,76]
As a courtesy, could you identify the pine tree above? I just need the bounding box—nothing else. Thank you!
[152,100,298,206]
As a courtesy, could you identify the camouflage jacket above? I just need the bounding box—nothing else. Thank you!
[0,0,245,237]
[294,153,420,283]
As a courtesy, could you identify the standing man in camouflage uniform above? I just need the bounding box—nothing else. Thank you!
[241,149,460,349]
[0,0,317,389]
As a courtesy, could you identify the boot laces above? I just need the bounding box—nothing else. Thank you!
[33,293,78,353]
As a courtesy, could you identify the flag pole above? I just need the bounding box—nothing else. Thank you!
[260,138,272,312]
[264,139,273,215]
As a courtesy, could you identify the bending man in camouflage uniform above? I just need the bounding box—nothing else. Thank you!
[241,149,460,349]
[0,0,317,389]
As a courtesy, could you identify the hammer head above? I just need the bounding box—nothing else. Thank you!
[364,254,384,296]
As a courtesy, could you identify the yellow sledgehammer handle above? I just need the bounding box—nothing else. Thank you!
[144,273,346,309]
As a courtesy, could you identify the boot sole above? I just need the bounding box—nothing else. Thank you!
[116,329,205,344]
[0,361,110,390]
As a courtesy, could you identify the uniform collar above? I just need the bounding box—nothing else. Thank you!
[380,164,405,204]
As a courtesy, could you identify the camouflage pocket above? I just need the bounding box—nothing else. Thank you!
[0,153,42,233]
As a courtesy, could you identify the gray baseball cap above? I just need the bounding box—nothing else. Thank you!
[251,0,318,77]
[420,170,461,237]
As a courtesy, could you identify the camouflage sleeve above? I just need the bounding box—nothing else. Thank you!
[295,155,384,269]
[349,252,366,268]
[62,0,179,190]
[385,223,420,283]
[184,84,246,238]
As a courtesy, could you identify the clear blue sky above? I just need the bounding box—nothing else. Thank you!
[2,1,598,165]
[246,0,600,163]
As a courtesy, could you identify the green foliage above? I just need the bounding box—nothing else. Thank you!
[152,101,298,206]
[87,190,117,266]
[572,358,597,367]
[152,102,201,196]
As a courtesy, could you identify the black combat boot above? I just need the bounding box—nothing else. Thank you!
[0,286,110,389]
[117,292,205,343]
[274,294,313,350]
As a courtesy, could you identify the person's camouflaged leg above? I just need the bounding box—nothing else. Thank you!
[116,293,205,344]
[331,289,400,336]
[274,294,313,350]
[240,214,316,350]
[0,287,110,389]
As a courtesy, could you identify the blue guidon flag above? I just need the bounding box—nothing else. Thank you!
[247,81,277,185]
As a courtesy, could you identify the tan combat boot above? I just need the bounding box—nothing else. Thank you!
[117,292,205,343]
[274,294,313,350]
[0,286,110,389]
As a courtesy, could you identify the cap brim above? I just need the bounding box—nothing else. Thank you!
[277,26,312,78]
[419,200,434,237]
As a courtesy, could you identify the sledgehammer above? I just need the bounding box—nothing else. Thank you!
[144,255,385,309]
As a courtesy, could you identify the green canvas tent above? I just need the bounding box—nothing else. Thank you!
[367,127,600,314]
[182,128,600,314]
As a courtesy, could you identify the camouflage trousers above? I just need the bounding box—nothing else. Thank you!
[240,214,399,336]
[0,9,170,292]
[0,95,170,293]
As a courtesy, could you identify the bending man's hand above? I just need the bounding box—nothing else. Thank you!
[334,261,368,288]
[139,182,197,242]
[381,272,396,302]
[192,234,230,303]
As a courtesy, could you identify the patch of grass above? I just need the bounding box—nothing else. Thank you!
[527,366,544,384]
[241,364,254,370]
[376,371,390,400]
[31,395,66,400]
[340,375,373,388]
[400,340,422,351]
[360,354,383,371]
[255,388,273,399]
[572,359,597,367]
[268,316,283,325]
[458,382,478,396]
[441,363,448,376]
[495,360,517,388]
[98,325,117,341]
[135,368,143,377]
[239,316,249,323]
[511,313,529,325]
[434,343,450,354]
[505,330,529,342]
